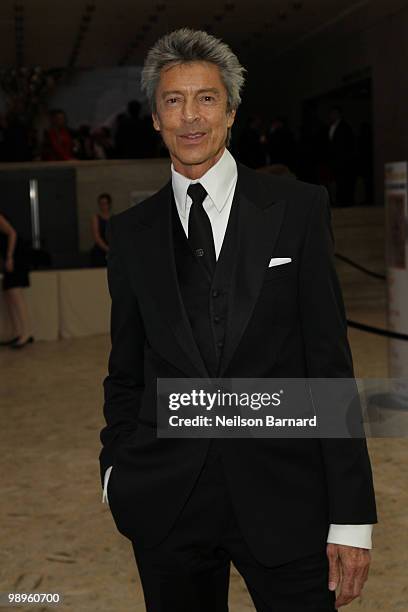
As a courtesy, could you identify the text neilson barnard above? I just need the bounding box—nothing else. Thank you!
[168,415,317,427]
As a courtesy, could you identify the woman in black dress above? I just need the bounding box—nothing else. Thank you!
[90,192,111,267]
[0,211,34,349]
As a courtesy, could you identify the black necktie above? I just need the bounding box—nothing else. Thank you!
[187,182,216,276]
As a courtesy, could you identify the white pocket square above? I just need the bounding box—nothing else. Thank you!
[268,257,292,268]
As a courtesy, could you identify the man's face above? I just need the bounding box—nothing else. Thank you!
[152,61,236,179]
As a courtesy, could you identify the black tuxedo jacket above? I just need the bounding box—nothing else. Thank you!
[99,161,377,566]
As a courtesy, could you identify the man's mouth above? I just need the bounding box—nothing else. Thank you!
[179,132,207,141]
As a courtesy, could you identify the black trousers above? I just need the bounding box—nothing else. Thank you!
[131,441,336,611]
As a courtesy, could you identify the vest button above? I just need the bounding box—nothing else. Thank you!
[217,340,224,349]
[212,289,220,298]
[213,315,221,324]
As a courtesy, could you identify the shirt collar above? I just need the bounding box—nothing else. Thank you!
[171,147,237,217]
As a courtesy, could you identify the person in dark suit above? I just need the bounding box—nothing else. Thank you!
[99,28,377,611]
[327,107,356,206]
[267,116,297,172]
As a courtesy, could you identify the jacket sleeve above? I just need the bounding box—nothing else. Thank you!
[298,185,377,524]
[99,214,146,486]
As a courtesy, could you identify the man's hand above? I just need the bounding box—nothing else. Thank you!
[327,543,371,608]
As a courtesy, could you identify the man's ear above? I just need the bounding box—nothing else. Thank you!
[227,108,236,129]
[152,112,161,132]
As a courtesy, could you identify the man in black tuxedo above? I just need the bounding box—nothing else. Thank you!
[99,28,377,611]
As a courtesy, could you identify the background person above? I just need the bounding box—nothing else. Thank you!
[42,109,75,161]
[327,106,356,206]
[0,211,33,348]
[90,193,111,267]
[267,115,297,173]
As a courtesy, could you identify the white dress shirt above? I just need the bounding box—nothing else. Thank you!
[171,146,238,257]
[102,147,373,549]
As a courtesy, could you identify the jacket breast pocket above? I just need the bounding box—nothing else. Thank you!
[263,262,296,283]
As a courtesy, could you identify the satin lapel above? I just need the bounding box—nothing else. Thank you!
[130,181,209,379]
[218,171,287,377]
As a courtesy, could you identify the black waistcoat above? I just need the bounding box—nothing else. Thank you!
[171,188,240,378]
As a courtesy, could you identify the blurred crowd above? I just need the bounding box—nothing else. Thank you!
[236,106,373,206]
[0,99,165,164]
[0,99,373,205]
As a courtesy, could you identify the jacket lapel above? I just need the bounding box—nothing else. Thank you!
[128,181,210,379]
[218,164,287,376]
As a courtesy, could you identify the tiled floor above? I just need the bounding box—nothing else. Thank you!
[0,268,407,611]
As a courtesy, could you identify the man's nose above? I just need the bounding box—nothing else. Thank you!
[182,99,199,122]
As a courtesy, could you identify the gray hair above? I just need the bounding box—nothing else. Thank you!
[141,28,246,145]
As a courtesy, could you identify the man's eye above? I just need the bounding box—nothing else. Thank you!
[166,98,179,105]
[201,96,215,102]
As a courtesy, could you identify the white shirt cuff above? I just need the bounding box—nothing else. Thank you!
[102,465,113,504]
[327,524,373,549]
